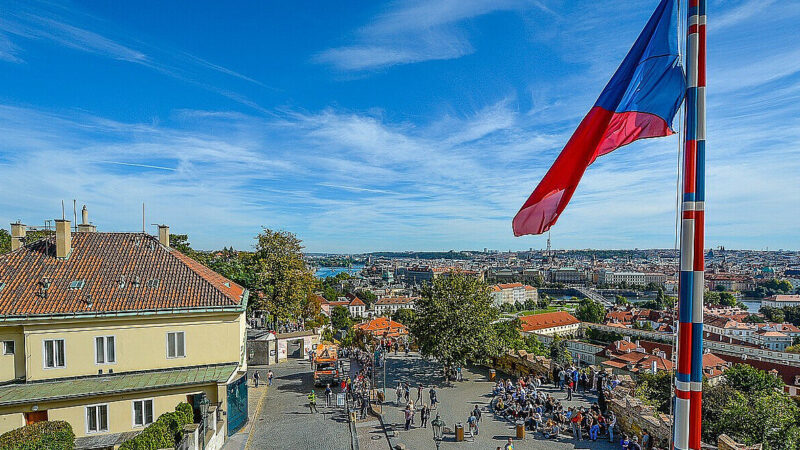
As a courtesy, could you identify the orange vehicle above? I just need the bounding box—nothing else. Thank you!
[313,344,340,386]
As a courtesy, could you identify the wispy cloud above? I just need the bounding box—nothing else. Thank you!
[0,1,270,112]
[315,0,552,71]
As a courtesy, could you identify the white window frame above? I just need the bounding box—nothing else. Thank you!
[43,339,65,369]
[94,336,116,365]
[166,331,186,359]
[131,398,154,428]
[2,340,13,355]
[85,403,109,434]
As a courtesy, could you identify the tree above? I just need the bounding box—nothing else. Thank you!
[760,306,786,324]
[330,305,353,330]
[744,314,766,324]
[410,273,500,379]
[615,295,629,306]
[549,335,572,367]
[252,229,316,321]
[169,234,194,255]
[575,298,605,323]
[523,298,537,311]
[704,290,720,306]
[392,308,416,326]
[723,363,784,394]
[499,303,515,313]
[635,370,673,413]
[0,229,10,254]
[719,292,737,307]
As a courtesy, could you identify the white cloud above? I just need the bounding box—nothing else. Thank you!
[315,0,551,71]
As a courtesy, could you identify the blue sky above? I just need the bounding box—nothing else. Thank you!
[1,0,799,252]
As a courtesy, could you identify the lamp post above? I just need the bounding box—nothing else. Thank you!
[432,414,444,450]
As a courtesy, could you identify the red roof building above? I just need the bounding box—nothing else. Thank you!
[519,311,580,335]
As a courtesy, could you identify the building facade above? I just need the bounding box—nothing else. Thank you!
[0,220,248,447]
[489,283,538,307]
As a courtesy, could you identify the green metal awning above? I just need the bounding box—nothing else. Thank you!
[0,363,238,406]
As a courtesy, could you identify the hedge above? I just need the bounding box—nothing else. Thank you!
[119,402,194,450]
[0,420,75,450]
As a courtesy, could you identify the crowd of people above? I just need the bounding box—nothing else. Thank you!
[491,366,655,449]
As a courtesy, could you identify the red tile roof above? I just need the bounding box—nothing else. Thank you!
[519,311,580,332]
[375,297,417,305]
[354,317,408,337]
[0,232,245,317]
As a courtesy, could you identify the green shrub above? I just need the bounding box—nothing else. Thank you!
[0,420,75,450]
[119,402,195,450]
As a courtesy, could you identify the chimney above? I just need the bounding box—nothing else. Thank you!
[55,219,71,258]
[651,360,658,373]
[10,222,26,251]
[635,340,640,348]
[158,225,169,247]
[77,205,97,232]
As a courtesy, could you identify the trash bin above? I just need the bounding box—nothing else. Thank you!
[455,423,465,442]
[489,369,496,381]
[516,421,525,439]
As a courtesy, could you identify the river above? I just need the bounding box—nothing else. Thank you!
[314,265,365,279]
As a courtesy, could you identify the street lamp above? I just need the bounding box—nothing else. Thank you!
[432,414,444,449]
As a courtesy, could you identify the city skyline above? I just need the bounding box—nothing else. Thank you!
[1,0,799,253]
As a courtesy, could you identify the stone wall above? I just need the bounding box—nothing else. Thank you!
[606,391,672,449]
[718,434,762,450]
[491,350,553,379]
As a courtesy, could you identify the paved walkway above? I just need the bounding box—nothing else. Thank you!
[223,359,353,450]
[370,354,619,449]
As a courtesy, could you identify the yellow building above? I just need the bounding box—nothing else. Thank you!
[0,217,249,449]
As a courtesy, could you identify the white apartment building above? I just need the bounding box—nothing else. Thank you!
[490,283,538,307]
[373,297,416,316]
[597,270,667,287]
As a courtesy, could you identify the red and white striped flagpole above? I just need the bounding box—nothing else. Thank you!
[674,0,705,449]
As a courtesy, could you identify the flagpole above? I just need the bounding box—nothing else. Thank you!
[689,0,706,448]
[674,0,705,449]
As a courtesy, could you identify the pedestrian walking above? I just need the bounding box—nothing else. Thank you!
[571,409,582,440]
[420,405,430,428]
[404,406,412,431]
[457,367,463,381]
[308,390,318,413]
[404,382,410,403]
[429,387,438,409]
[360,396,368,419]
[608,412,616,442]
[253,370,260,388]
[472,404,482,423]
[396,383,403,406]
[267,369,274,386]
[416,384,423,402]
[325,384,333,407]
[566,382,573,401]
[504,437,514,450]
[467,413,478,437]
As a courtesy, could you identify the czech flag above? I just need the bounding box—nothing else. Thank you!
[513,0,685,236]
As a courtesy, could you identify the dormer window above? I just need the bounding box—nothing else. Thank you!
[69,280,85,290]
[147,279,160,288]
[0,282,4,292]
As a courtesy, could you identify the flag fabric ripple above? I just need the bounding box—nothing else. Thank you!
[513,0,685,236]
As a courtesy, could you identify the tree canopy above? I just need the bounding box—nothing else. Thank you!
[574,298,605,323]
[391,308,416,327]
[252,228,317,321]
[410,272,500,375]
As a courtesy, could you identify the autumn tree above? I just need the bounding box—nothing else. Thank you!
[252,228,316,321]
